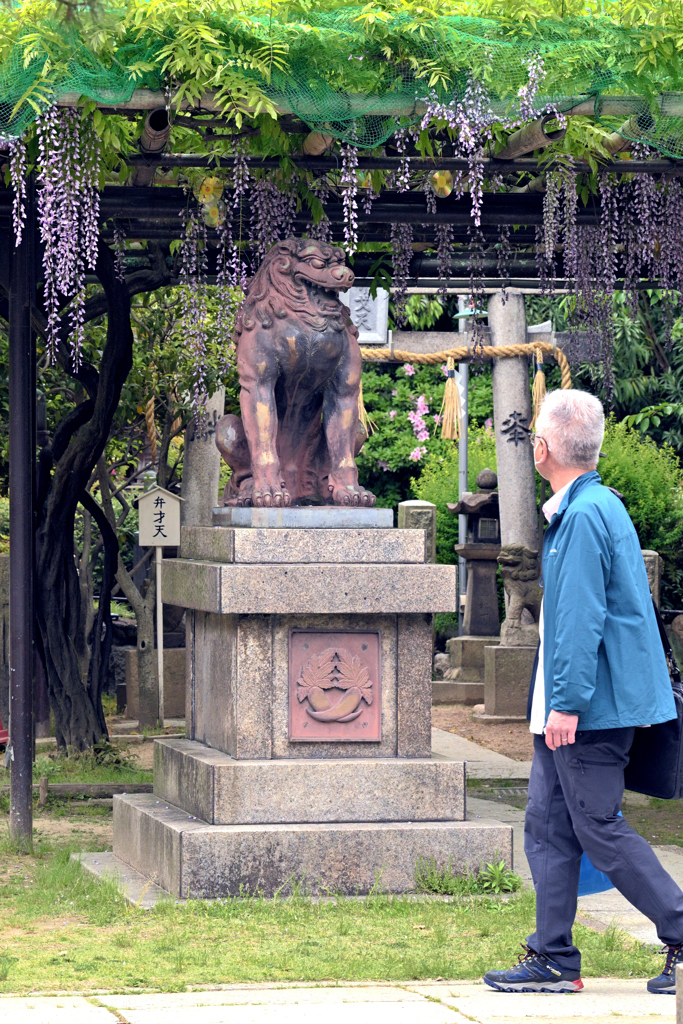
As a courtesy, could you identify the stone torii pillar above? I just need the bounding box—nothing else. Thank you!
[481,290,542,720]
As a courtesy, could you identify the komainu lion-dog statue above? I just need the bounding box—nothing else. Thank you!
[216,238,376,508]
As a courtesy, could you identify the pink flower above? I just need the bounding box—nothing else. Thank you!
[389,409,397,419]
[377,459,390,472]
[403,363,416,376]
[441,364,449,376]
[391,388,398,396]
[408,445,428,461]
[415,393,429,416]
[433,414,441,425]
[416,429,430,442]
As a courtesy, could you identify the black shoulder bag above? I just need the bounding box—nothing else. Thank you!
[624,600,683,800]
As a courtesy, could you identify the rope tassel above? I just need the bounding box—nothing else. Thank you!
[531,348,546,430]
[357,380,377,436]
[439,357,462,441]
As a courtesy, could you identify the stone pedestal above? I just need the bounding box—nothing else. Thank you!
[483,644,537,719]
[434,636,500,705]
[113,509,512,897]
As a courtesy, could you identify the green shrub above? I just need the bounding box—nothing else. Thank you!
[600,418,683,607]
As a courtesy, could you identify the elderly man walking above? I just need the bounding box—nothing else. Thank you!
[483,389,683,995]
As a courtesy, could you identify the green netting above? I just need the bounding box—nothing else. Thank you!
[0,8,681,155]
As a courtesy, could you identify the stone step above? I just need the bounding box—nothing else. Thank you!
[113,792,512,899]
[181,526,427,564]
[162,558,456,615]
[154,738,466,825]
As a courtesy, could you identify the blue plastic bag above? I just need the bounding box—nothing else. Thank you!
[577,811,621,896]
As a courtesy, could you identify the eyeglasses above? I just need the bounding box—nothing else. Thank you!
[529,433,551,451]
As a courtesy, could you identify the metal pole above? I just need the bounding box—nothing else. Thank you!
[156,546,164,727]
[9,179,35,849]
[457,297,469,637]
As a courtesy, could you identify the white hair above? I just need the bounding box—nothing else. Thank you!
[535,389,604,469]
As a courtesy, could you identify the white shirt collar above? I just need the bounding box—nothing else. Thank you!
[542,481,571,523]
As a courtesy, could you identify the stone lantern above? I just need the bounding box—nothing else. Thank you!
[434,470,502,705]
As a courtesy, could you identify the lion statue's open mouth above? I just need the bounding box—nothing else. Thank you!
[215,238,376,509]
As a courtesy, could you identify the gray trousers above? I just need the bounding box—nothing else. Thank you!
[524,728,683,970]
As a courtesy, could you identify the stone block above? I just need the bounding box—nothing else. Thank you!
[445,636,500,683]
[432,680,484,705]
[154,738,466,824]
[213,506,393,529]
[124,647,186,719]
[114,793,512,898]
[189,611,432,760]
[484,644,537,718]
[642,549,662,607]
[397,613,433,758]
[181,527,426,565]
[163,559,457,615]
[398,500,436,564]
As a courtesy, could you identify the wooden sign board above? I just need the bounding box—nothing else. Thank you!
[138,486,183,548]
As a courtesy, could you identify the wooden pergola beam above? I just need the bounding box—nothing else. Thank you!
[54,89,683,120]
[124,153,683,175]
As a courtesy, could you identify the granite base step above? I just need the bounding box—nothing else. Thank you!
[113,792,512,899]
[154,738,466,825]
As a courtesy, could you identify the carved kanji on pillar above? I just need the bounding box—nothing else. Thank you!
[289,630,381,742]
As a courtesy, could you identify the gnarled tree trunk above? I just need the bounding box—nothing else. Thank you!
[34,243,169,749]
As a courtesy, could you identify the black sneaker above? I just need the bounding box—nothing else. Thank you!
[484,944,584,993]
[647,943,683,994]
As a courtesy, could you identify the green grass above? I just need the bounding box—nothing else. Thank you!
[0,833,665,994]
[29,750,153,786]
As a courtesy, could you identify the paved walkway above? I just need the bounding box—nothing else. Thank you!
[431,728,532,779]
[0,979,676,1024]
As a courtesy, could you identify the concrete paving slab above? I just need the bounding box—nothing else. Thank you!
[407,978,675,1022]
[0,996,114,1023]
[106,986,468,1023]
[432,728,532,780]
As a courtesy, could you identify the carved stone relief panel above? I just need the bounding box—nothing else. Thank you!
[288,630,381,742]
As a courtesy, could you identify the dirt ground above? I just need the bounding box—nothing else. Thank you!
[432,703,535,761]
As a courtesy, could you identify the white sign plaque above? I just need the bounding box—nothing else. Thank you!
[339,287,389,345]
[138,486,183,548]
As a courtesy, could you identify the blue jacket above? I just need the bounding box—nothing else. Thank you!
[535,470,675,731]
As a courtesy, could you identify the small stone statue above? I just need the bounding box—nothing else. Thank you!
[216,238,376,508]
[497,544,542,645]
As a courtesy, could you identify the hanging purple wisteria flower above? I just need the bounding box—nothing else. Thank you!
[390,222,413,326]
[36,106,101,367]
[435,222,454,297]
[340,143,359,254]
[112,221,127,283]
[178,208,210,426]
[9,137,27,247]
[250,175,296,262]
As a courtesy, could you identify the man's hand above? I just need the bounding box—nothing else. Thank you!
[545,710,579,751]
